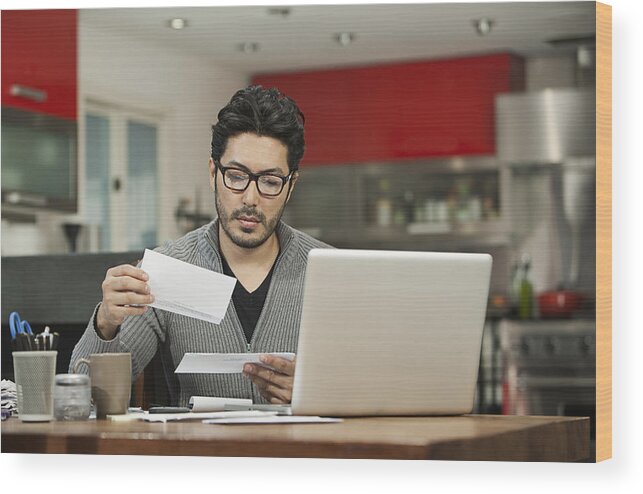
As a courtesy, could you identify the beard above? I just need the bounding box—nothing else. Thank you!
[214,183,287,249]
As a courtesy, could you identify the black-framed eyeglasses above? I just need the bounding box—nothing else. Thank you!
[216,161,293,197]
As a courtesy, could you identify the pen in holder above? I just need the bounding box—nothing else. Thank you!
[11,326,59,352]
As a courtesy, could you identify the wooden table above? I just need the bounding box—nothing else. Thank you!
[1,414,590,461]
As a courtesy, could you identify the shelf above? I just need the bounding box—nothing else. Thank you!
[286,156,508,251]
[307,224,511,250]
[407,219,506,236]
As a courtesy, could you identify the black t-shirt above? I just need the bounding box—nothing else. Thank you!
[220,254,277,344]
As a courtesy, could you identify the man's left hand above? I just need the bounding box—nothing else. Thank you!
[243,355,296,404]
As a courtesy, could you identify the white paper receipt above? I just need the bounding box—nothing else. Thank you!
[175,352,296,374]
[140,249,236,324]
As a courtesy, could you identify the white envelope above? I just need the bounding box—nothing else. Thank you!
[175,352,296,374]
[140,249,236,324]
[188,396,252,412]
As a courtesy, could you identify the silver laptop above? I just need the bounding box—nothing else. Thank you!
[290,248,492,416]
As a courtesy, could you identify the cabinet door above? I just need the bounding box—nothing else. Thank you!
[1,9,77,120]
[252,53,524,165]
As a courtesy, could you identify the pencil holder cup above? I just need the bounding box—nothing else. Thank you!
[13,351,57,422]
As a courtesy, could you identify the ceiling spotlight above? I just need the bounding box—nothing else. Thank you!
[168,18,188,30]
[577,45,595,68]
[473,18,494,36]
[238,42,260,54]
[334,32,355,47]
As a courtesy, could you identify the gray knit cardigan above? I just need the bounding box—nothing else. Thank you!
[69,220,331,406]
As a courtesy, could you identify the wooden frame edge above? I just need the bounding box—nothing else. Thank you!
[595,0,612,462]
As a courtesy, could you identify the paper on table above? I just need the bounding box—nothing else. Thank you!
[202,415,343,424]
[142,410,278,423]
[188,396,252,412]
[175,352,296,374]
[140,249,236,324]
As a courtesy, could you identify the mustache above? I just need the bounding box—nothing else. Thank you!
[231,207,266,223]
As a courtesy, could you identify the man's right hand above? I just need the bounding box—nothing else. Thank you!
[96,264,154,340]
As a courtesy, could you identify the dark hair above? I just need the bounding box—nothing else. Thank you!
[211,85,305,172]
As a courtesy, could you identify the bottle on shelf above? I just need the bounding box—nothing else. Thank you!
[481,176,499,220]
[446,189,458,225]
[414,200,427,223]
[376,179,393,227]
[402,190,415,224]
[509,261,521,314]
[455,178,472,224]
[469,196,482,222]
[482,196,496,220]
[518,253,534,320]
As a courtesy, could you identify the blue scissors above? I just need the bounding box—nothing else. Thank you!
[9,311,33,340]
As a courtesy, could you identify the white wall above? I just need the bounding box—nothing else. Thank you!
[1,15,248,256]
[78,19,248,245]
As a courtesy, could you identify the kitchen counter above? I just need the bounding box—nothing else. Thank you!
[2,414,590,461]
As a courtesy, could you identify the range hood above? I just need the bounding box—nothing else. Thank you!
[495,88,596,293]
[495,88,596,164]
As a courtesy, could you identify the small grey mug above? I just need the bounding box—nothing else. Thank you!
[73,353,131,418]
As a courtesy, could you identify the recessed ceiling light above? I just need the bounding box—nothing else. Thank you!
[472,18,494,36]
[168,18,188,30]
[576,45,595,68]
[238,42,260,54]
[334,32,355,47]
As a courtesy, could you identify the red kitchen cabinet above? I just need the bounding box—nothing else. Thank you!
[252,53,524,166]
[1,9,78,120]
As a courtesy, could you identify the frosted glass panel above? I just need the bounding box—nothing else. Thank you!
[2,125,73,197]
[85,113,111,250]
[127,120,158,250]
[2,107,76,211]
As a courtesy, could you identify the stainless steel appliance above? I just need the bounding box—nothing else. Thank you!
[495,89,597,455]
[495,88,595,164]
[496,88,596,296]
[500,319,595,422]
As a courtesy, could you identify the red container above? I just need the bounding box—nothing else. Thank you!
[537,291,584,318]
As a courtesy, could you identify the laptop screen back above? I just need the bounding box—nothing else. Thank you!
[291,249,492,416]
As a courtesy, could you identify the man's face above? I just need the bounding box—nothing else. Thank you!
[210,133,297,249]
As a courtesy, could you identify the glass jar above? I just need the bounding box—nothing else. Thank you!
[54,373,91,420]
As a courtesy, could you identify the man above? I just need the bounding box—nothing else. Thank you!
[70,86,331,406]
